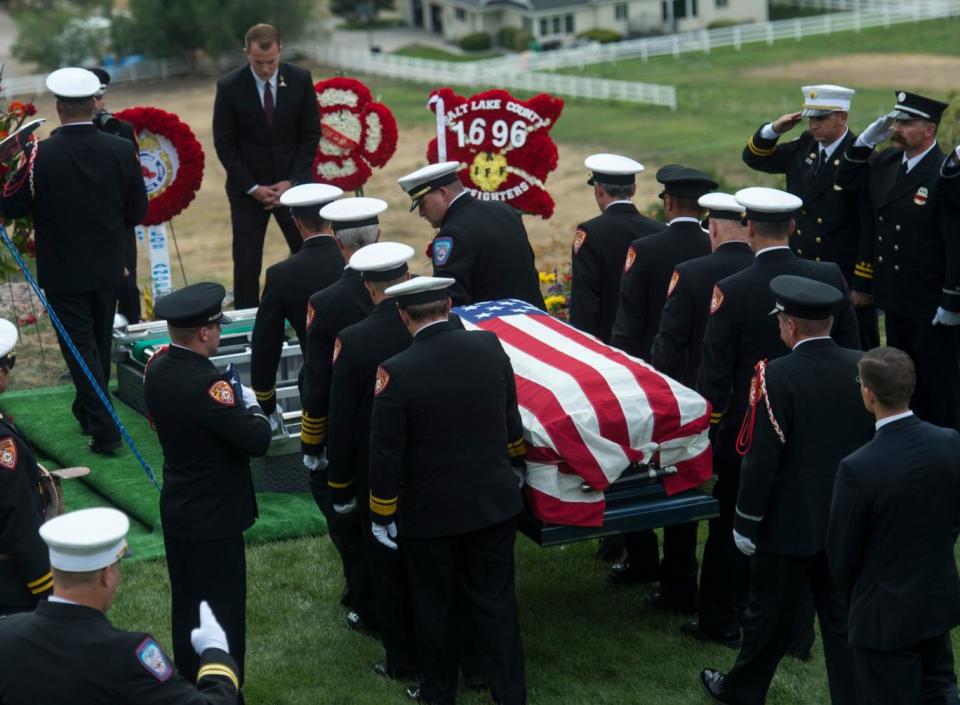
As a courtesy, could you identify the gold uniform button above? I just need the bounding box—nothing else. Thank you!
[815,237,822,244]
[797,229,802,235]
[816,217,823,225]
[801,209,807,215]
[878,236,883,242]
[894,265,900,271]
[878,256,884,263]
[895,224,901,231]
[815,257,821,261]
[894,245,899,251]
[797,249,803,255]
[879,216,885,223]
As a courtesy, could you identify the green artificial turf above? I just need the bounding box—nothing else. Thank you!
[0,385,326,562]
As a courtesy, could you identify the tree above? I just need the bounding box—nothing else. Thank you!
[330,0,395,26]
[115,0,315,60]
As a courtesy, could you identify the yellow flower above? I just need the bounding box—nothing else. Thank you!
[544,295,567,311]
[538,271,556,284]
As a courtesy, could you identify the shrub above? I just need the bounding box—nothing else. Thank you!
[459,31,491,51]
[576,28,622,44]
[497,26,533,51]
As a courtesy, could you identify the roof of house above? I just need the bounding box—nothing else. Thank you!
[451,0,620,12]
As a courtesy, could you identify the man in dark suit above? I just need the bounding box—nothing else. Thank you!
[250,183,344,415]
[570,153,662,343]
[299,197,384,633]
[212,23,321,309]
[0,67,147,454]
[327,242,417,679]
[743,84,878,349]
[837,91,960,430]
[607,165,716,599]
[144,283,272,694]
[0,507,240,705]
[90,67,142,323]
[689,187,859,650]
[369,276,526,705]
[397,161,544,309]
[828,346,960,705]
[700,275,872,705]
[651,193,754,623]
[0,319,53,616]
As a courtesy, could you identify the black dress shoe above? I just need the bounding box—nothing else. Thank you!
[699,669,740,705]
[595,535,625,563]
[345,610,378,637]
[88,438,122,455]
[680,622,742,649]
[647,591,698,615]
[373,662,418,681]
[608,560,659,585]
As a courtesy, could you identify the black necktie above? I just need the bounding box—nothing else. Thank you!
[263,82,274,126]
[813,149,826,176]
[897,160,908,182]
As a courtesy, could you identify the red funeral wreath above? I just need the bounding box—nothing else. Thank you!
[312,77,399,192]
[115,107,204,226]
[426,88,563,219]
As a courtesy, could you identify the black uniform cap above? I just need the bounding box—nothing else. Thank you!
[90,68,111,92]
[769,275,842,320]
[154,282,233,327]
[656,164,719,200]
[888,91,949,124]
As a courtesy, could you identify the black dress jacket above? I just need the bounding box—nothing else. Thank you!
[828,415,960,650]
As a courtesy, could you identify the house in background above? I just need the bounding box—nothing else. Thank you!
[404,0,768,47]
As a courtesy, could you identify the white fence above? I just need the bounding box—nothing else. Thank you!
[3,0,959,108]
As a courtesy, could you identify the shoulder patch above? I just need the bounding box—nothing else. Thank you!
[623,246,637,273]
[433,236,453,266]
[0,437,17,470]
[208,380,236,407]
[374,366,391,395]
[709,285,725,314]
[306,302,316,331]
[136,637,174,682]
[572,229,587,255]
[332,337,343,364]
[667,270,680,297]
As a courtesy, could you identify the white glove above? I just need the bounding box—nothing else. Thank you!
[190,600,229,655]
[733,529,757,557]
[513,467,525,489]
[955,144,960,162]
[932,307,960,326]
[240,385,258,410]
[268,413,280,433]
[302,454,319,471]
[372,521,398,550]
[333,497,357,514]
[859,115,895,148]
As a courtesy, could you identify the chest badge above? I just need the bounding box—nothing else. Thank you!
[208,380,236,407]
[914,186,928,206]
[0,437,17,470]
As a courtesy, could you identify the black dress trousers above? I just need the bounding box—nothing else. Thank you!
[852,633,959,705]
[44,288,118,443]
[229,195,302,310]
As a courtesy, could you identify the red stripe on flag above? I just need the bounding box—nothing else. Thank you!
[662,445,713,495]
[514,375,610,490]
[533,315,683,440]
[482,318,632,449]
[524,485,605,527]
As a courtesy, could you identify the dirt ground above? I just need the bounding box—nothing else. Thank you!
[21,72,664,298]
[747,52,960,93]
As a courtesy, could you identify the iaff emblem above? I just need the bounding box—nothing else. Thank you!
[914,186,929,206]
[710,285,725,314]
[623,246,637,273]
[374,366,391,396]
[136,131,177,200]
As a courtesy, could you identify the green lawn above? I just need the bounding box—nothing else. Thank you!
[392,43,505,62]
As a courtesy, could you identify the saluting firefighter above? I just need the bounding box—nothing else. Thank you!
[326,242,418,680]
[144,283,272,695]
[742,84,878,349]
[0,319,53,615]
[690,188,859,651]
[0,508,241,705]
[608,165,716,604]
[250,183,344,416]
[837,91,960,430]
[299,197,384,634]
[700,276,871,705]
[570,153,662,343]
[368,277,527,705]
[397,161,544,309]
[651,193,754,622]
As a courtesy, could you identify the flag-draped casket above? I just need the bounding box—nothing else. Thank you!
[454,300,713,527]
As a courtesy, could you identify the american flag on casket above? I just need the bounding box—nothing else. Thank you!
[453,300,713,528]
